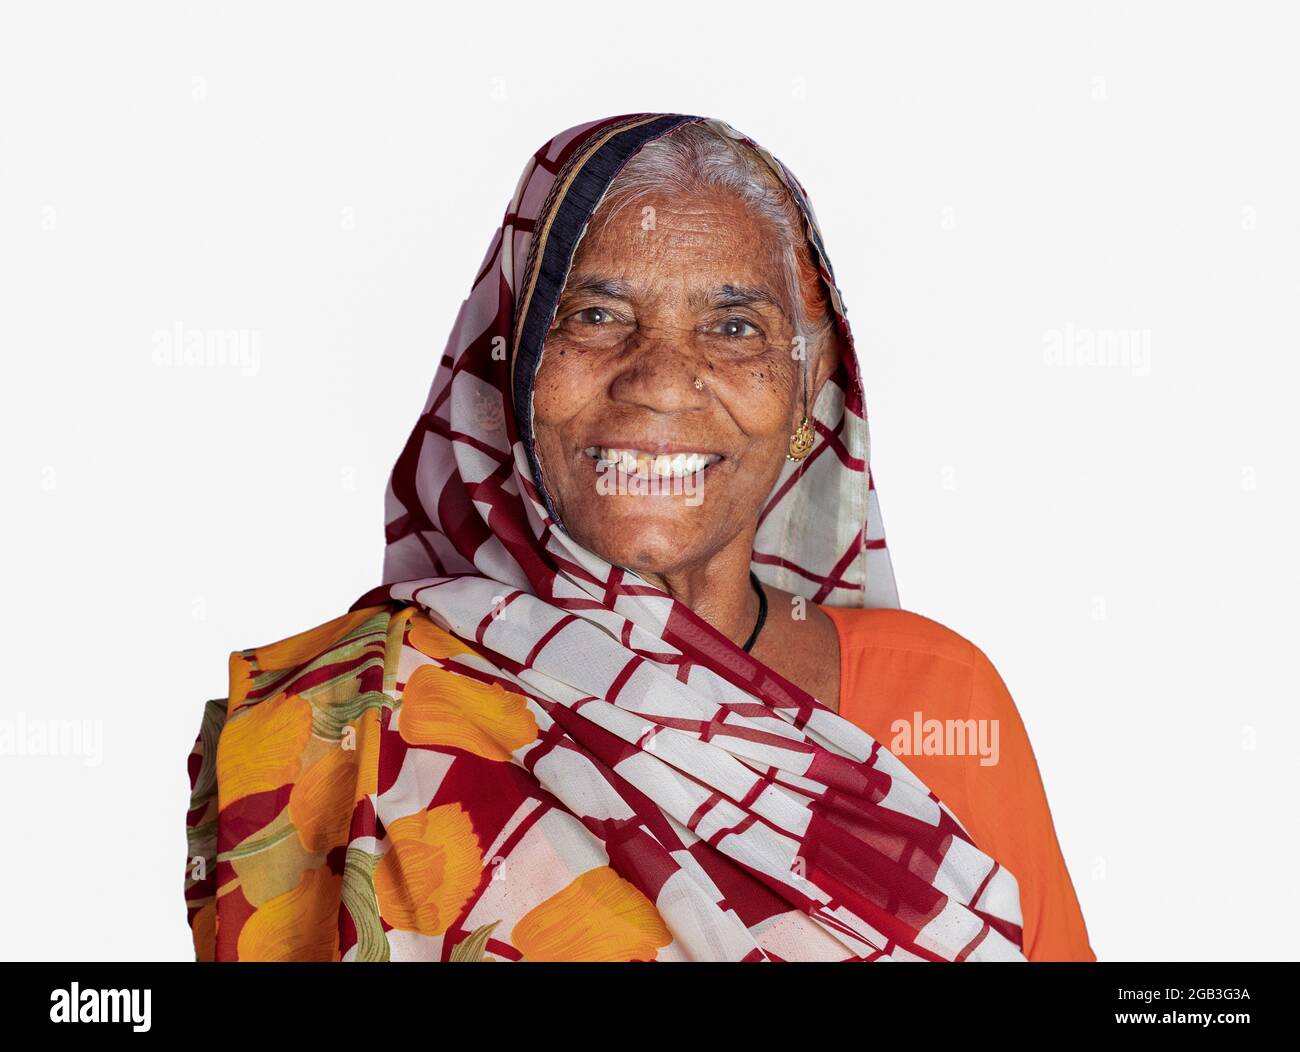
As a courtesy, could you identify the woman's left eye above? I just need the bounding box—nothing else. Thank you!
[714,317,760,338]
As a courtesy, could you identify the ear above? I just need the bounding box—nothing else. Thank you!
[806,325,841,413]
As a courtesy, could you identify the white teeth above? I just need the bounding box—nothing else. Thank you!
[587,447,719,479]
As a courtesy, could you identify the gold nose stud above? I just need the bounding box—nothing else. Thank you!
[693,376,705,391]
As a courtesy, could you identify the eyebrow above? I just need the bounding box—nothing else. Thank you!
[561,275,788,317]
[559,274,635,301]
[694,284,788,317]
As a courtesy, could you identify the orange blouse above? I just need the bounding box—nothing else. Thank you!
[821,604,1095,962]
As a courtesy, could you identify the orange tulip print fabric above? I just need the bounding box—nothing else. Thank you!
[187,605,677,961]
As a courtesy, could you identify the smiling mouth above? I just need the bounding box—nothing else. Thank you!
[583,446,722,480]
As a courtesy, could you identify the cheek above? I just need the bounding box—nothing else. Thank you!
[719,358,801,437]
[532,346,590,426]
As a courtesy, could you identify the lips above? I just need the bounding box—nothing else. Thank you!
[583,446,721,480]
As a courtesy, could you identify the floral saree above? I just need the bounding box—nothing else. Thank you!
[184,113,1026,962]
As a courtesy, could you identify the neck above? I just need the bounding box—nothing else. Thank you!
[635,532,761,649]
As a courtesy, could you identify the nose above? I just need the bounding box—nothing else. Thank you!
[607,324,709,414]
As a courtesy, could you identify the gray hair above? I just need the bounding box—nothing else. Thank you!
[587,122,835,368]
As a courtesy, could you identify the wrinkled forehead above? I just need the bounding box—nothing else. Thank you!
[562,189,792,308]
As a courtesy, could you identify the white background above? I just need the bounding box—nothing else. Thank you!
[2,0,1296,961]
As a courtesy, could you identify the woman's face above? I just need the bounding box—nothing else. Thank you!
[532,187,826,578]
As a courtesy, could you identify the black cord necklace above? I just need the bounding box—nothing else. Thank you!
[741,571,768,653]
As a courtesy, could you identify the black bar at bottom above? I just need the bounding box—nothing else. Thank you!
[1,961,1289,1037]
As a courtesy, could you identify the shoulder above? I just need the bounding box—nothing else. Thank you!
[239,605,405,672]
[819,605,1018,719]
[220,603,415,715]
[819,604,989,669]
[219,602,483,708]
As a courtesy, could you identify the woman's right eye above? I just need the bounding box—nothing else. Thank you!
[550,305,631,345]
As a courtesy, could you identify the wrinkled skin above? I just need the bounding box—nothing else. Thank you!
[533,187,843,709]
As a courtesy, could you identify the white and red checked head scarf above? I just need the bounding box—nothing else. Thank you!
[352,114,1025,961]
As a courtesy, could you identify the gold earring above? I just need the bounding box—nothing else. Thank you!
[787,416,814,461]
[693,376,705,391]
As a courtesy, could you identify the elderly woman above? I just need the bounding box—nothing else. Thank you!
[184,114,1093,962]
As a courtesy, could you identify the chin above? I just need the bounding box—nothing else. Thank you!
[573,507,707,578]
